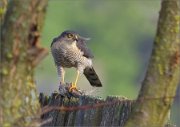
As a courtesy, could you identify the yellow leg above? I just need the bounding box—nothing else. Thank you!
[74,70,80,85]
[60,69,65,85]
[69,70,80,92]
[62,72,65,84]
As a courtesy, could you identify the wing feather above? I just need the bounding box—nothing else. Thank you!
[76,38,94,58]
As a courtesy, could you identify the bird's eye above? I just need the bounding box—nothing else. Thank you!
[67,33,73,38]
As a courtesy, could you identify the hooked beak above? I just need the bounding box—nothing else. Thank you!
[74,34,90,42]
[78,35,91,41]
[74,35,78,41]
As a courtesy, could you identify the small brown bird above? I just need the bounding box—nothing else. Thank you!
[51,30,102,91]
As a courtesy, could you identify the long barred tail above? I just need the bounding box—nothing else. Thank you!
[83,67,102,87]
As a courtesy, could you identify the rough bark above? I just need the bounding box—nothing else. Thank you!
[0,0,7,21]
[0,0,48,126]
[125,0,180,126]
[39,93,175,127]
[39,93,133,127]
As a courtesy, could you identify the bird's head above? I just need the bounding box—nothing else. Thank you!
[60,30,90,43]
[51,30,90,47]
[60,31,78,43]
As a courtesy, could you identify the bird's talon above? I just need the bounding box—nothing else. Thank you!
[69,83,78,92]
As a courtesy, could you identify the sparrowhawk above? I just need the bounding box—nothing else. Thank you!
[51,30,102,91]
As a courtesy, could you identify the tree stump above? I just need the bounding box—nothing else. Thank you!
[39,92,133,126]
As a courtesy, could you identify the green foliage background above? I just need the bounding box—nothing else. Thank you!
[36,0,159,97]
[35,0,179,125]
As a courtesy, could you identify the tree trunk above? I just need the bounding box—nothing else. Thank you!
[0,0,48,126]
[0,0,7,21]
[125,0,180,126]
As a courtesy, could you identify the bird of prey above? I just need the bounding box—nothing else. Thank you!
[51,30,102,92]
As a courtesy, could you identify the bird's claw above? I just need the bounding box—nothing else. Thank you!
[57,82,82,98]
[69,82,78,92]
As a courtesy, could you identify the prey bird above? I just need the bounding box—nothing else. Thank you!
[51,30,102,92]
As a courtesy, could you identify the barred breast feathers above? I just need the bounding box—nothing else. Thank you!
[51,40,92,69]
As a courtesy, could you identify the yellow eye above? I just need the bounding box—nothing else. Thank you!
[67,33,73,38]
